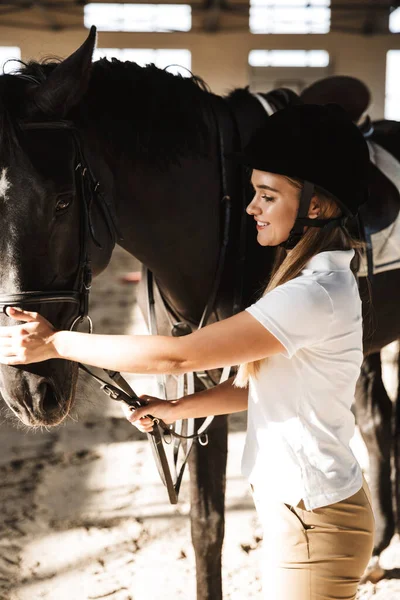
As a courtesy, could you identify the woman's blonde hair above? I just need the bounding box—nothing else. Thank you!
[233,176,364,388]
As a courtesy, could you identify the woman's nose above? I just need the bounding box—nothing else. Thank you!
[246,200,261,216]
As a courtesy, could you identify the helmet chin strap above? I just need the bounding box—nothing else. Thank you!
[279,181,348,250]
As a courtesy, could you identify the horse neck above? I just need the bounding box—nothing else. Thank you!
[114,152,224,325]
[82,78,274,325]
[225,90,277,145]
[79,73,223,323]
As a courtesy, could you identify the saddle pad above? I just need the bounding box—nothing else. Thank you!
[358,141,400,277]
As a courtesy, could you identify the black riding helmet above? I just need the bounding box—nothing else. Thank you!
[230,103,371,249]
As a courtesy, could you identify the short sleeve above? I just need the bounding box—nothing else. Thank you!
[245,278,334,358]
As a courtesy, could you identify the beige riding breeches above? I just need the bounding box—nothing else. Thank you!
[251,476,375,600]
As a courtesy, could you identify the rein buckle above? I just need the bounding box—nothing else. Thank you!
[100,384,121,400]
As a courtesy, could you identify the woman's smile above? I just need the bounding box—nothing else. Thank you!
[255,219,270,231]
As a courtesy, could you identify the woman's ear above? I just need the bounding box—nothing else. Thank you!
[308,196,321,220]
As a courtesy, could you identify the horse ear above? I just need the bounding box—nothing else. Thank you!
[30,26,97,118]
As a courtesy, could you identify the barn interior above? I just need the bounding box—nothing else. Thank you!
[0,3,400,600]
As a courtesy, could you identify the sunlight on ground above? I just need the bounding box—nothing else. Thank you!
[3,249,400,600]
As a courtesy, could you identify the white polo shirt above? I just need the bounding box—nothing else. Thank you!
[242,249,363,510]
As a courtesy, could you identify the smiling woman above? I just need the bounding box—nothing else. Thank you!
[0,22,378,596]
[0,103,375,600]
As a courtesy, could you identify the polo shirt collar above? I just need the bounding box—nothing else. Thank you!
[303,249,355,273]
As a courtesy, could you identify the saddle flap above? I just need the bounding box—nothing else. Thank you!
[361,141,400,233]
[358,141,400,277]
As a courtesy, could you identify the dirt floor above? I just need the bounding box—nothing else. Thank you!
[0,246,399,600]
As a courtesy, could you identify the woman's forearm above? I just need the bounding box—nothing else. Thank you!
[0,307,282,373]
[52,330,187,373]
[51,310,282,374]
[172,376,248,419]
[46,308,283,375]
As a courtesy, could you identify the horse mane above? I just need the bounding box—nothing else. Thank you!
[7,57,216,166]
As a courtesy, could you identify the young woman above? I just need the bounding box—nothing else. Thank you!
[0,104,375,599]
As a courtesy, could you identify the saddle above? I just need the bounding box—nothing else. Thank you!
[300,76,400,278]
[300,75,371,124]
[357,141,400,277]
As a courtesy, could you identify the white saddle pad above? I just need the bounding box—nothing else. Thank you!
[358,141,400,277]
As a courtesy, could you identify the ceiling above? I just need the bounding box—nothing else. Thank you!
[0,1,398,34]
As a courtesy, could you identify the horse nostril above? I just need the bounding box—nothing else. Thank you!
[36,381,60,416]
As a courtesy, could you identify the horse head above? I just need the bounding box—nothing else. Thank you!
[0,27,114,427]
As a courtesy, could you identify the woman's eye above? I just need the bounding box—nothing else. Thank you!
[56,195,72,212]
[261,195,274,202]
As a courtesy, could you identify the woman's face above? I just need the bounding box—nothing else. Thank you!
[246,170,313,247]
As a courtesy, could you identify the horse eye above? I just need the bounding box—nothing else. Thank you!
[56,195,72,212]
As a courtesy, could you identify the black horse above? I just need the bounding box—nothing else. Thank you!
[0,27,290,599]
[0,27,398,596]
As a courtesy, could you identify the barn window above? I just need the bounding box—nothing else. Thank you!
[385,50,400,120]
[248,50,329,67]
[250,0,331,34]
[84,3,191,32]
[249,49,330,95]
[0,47,21,73]
[93,48,191,76]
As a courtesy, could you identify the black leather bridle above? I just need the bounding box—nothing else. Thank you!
[0,120,120,330]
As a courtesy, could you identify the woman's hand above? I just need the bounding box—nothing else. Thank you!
[0,307,58,365]
[121,394,178,433]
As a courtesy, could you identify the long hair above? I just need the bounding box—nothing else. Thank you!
[234,176,364,388]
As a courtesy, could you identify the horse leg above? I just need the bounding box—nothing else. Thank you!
[355,352,394,582]
[189,415,228,600]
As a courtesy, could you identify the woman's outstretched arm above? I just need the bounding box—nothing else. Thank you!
[0,307,284,372]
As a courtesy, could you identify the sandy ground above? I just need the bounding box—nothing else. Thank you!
[0,246,399,600]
